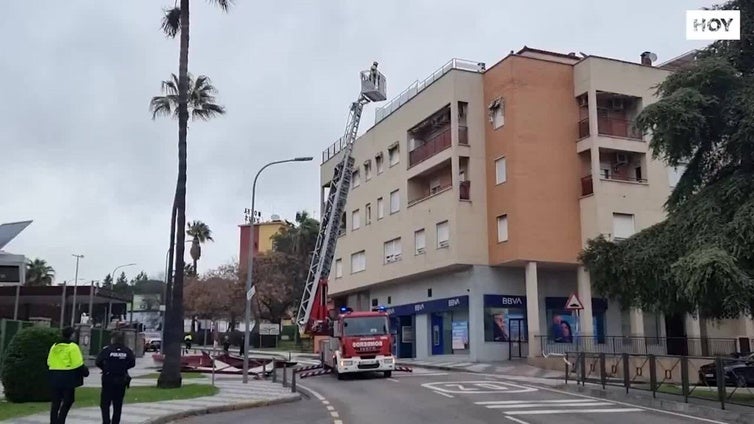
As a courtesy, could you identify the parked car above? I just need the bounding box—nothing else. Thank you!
[698,352,754,387]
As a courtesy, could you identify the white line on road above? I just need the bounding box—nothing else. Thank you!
[296,383,344,424]
[434,391,455,398]
[506,408,643,415]
[327,405,334,411]
[475,399,596,405]
[487,402,614,409]
[503,383,730,424]
[387,378,400,382]
[396,372,449,377]
[505,417,531,424]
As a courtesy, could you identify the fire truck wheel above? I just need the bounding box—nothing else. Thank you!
[383,371,392,378]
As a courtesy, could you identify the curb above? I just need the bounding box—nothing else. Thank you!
[556,383,754,424]
[143,393,301,424]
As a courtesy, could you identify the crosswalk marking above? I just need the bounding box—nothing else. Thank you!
[475,399,643,416]
[476,399,596,405]
[485,402,614,409]
[506,408,643,415]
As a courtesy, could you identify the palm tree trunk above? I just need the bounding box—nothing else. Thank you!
[159,0,190,390]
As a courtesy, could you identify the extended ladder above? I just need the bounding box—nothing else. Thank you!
[296,63,387,334]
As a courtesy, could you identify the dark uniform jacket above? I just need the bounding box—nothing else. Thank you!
[95,343,135,386]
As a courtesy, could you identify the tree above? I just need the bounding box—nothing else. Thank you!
[0,326,60,402]
[184,262,245,337]
[579,0,754,320]
[149,74,226,121]
[186,220,214,273]
[25,258,54,286]
[130,271,149,284]
[252,252,307,323]
[154,0,232,389]
[271,211,320,258]
[102,273,113,290]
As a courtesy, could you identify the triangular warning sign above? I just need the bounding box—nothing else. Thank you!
[565,293,584,310]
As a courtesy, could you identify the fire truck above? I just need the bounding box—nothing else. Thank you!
[294,63,400,378]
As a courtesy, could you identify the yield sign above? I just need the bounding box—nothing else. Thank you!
[565,292,584,310]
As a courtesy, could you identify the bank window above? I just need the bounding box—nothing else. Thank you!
[384,237,402,264]
[496,215,508,242]
[415,229,426,255]
[352,209,360,230]
[335,258,343,278]
[436,221,449,248]
[351,250,366,273]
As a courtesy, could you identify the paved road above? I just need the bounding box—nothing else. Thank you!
[174,367,731,424]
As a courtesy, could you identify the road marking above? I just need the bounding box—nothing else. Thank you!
[330,411,339,418]
[504,417,531,424]
[505,408,643,415]
[387,378,399,382]
[396,372,449,377]
[495,382,729,424]
[422,380,538,394]
[487,402,614,408]
[434,391,455,398]
[296,383,344,424]
[476,399,599,405]
[326,405,334,411]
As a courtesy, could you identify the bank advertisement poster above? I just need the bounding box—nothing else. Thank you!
[451,321,468,349]
[483,295,527,342]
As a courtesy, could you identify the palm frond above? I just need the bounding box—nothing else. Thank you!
[192,103,226,121]
[150,96,175,120]
[209,0,233,12]
[161,75,180,96]
[161,7,181,38]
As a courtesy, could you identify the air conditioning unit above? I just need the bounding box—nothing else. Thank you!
[615,152,629,165]
[439,240,449,248]
[416,247,425,255]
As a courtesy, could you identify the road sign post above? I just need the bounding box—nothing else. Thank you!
[565,293,584,342]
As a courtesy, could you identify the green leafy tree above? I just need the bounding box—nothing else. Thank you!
[186,220,214,273]
[25,258,55,286]
[579,0,754,320]
[154,0,232,389]
[0,326,60,402]
[102,273,113,290]
[130,271,149,284]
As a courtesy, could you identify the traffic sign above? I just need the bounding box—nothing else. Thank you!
[246,286,256,300]
[565,292,584,310]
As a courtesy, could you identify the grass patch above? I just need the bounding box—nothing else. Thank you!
[656,384,754,404]
[134,372,206,379]
[0,384,218,420]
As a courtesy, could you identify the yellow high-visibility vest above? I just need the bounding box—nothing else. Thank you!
[47,342,84,370]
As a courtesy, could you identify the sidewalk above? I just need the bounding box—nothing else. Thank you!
[2,357,301,424]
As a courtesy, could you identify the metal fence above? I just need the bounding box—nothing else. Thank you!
[566,351,754,409]
[539,335,740,357]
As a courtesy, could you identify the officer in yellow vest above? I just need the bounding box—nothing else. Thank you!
[47,326,89,424]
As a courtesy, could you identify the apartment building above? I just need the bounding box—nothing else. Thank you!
[319,47,754,362]
[238,216,287,274]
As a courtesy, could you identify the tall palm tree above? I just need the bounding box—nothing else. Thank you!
[155,0,232,389]
[150,73,226,121]
[25,258,55,286]
[186,220,214,272]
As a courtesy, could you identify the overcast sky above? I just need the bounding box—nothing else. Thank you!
[1,0,717,283]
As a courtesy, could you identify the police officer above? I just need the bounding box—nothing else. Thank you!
[96,331,135,424]
[48,326,89,424]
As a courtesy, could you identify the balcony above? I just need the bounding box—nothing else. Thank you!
[580,170,648,196]
[409,126,452,167]
[577,116,642,140]
[408,183,452,207]
[408,160,454,206]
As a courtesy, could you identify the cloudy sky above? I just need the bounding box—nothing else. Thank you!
[1,0,717,283]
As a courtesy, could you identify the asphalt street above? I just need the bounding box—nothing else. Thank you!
[174,366,732,424]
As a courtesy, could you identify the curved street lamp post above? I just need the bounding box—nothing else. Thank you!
[243,156,313,383]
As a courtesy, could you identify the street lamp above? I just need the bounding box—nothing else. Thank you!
[109,263,136,326]
[70,254,84,327]
[243,156,313,383]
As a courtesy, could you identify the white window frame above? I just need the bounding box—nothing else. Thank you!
[335,258,343,278]
[612,213,635,240]
[352,169,360,187]
[384,237,402,264]
[375,153,384,174]
[436,220,449,248]
[489,98,505,129]
[495,156,507,184]
[364,160,372,181]
[496,214,508,242]
[414,229,426,255]
[388,145,399,166]
[377,197,384,219]
[365,203,372,225]
[352,209,360,230]
[390,189,400,214]
[351,250,366,273]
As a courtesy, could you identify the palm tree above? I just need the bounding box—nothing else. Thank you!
[155,0,231,389]
[186,220,214,273]
[149,73,226,121]
[25,258,55,286]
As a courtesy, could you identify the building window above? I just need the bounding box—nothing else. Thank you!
[352,209,360,230]
[384,237,402,264]
[415,229,426,255]
[496,214,508,242]
[495,157,507,184]
[335,258,343,278]
[365,203,372,225]
[351,250,366,273]
[375,153,384,174]
[352,170,360,188]
[668,163,686,187]
[388,144,399,166]
[612,213,635,240]
[387,296,392,304]
[377,197,384,219]
[364,160,372,181]
[488,98,504,129]
[436,220,449,248]
[372,298,378,307]
[390,189,400,214]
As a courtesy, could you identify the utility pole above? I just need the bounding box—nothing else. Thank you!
[70,254,84,327]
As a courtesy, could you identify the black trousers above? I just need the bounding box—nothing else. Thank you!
[100,383,127,424]
[50,387,75,424]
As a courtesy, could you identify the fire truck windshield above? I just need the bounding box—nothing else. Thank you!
[342,316,389,336]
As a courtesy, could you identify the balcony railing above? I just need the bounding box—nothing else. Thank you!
[458,126,469,145]
[459,180,470,200]
[581,175,594,196]
[408,183,452,206]
[375,58,485,124]
[603,174,647,184]
[409,127,452,167]
[577,117,643,141]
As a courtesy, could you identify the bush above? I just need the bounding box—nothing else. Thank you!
[1,326,60,402]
